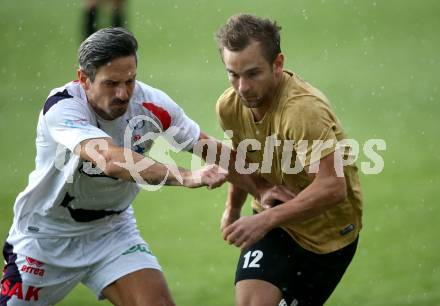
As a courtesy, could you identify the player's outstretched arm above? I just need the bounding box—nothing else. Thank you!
[195,132,294,202]
[75,137,227,188]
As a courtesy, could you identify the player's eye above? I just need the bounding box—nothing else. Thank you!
[227,71,238,79]
[104,80,118,87]
[247,70,260,78]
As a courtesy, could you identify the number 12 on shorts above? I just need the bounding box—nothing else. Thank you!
[242,250,263,268]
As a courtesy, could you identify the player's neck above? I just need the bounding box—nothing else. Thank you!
[250,103,271,122]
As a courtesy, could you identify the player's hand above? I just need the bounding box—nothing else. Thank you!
[200,164,228,189]
[184,164,228,189]
[260,185,296,209]
[220,206,241,231]
[222,213,270,250]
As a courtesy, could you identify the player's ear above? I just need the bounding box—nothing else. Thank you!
[272,53,284,74]
[77,69,91,90]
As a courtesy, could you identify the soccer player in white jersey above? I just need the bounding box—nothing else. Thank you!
[0,27,292,306]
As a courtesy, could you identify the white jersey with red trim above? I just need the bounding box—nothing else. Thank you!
[7,80,200,266]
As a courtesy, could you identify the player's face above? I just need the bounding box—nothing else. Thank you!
[79,55,137,120]
[221,41,283,109]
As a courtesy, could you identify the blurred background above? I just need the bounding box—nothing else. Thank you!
[1,0,439,305]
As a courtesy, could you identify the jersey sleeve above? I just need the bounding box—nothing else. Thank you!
[44,98,110,152]
[143,88,200,152]
[216,88,240,148]
[281,96,339,167]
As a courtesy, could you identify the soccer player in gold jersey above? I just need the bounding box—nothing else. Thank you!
[215,14,363,306]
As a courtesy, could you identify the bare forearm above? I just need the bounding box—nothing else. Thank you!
[226,184,248,210]
[105,146,191,186]
[263,176,346,229]
[221,184,248,231]
[77,138,198,187]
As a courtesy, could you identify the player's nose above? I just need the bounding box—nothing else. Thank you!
[115,84,129,101]
[238,77,251,94]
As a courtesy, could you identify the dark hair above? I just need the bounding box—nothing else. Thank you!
[78,27,138,81]
[215,14,282,63]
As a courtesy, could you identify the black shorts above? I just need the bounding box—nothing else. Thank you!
[235,227,358,306]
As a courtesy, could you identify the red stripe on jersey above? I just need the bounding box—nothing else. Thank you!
[142,102,172,130]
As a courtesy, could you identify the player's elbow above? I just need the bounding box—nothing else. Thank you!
[329,177,347,205]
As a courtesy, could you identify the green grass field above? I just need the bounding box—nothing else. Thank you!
[1,0,439,305]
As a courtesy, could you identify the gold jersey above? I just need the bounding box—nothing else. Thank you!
[216,70,362,254]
